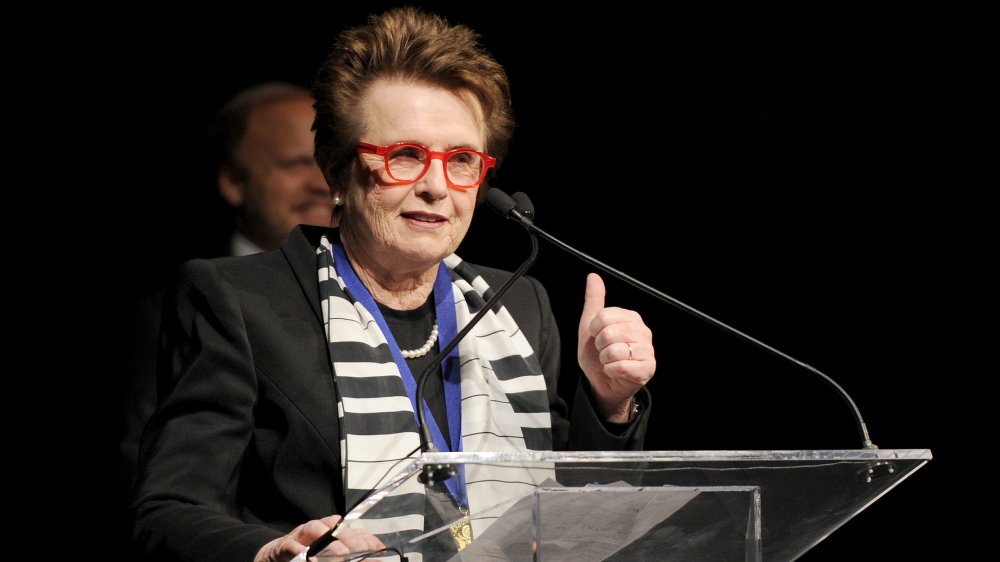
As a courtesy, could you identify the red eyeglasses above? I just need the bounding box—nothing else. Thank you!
[356,141,496,190]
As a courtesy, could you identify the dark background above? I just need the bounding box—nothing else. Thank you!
[75,3,984,560]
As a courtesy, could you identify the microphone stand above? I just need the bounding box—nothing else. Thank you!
[415,230,540,484]
[499,192,876,450]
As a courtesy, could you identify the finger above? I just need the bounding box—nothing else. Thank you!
[591,316,648,353]
[578,273,606,340]
[319,515,343,529]
[315,539,351,557]
[300,519,334,542]
[602,349,656,387]
[300,518,344,557]
[337,528,387,552]
[599,341,634,364]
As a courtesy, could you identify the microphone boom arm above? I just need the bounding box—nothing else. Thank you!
[415,230,540,483]
[504,199,875,450]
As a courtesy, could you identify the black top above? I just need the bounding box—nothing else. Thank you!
[376,298,451,448]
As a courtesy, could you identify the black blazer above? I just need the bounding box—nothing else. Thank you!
[132,225,650,562]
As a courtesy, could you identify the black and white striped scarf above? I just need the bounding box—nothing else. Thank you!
[317,234,554,545]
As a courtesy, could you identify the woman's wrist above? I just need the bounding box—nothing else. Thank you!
[602,395,639,423]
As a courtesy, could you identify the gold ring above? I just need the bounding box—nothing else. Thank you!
[627,343,633,361]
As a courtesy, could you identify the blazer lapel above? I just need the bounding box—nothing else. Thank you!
[280,225,335,325]
[276,225,346,468]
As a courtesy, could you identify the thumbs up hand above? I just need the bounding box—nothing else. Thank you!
[577,273,656,422]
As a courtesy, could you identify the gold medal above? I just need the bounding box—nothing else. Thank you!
[449,507,473,551]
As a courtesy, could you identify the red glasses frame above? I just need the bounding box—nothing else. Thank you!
[356,141,496,190]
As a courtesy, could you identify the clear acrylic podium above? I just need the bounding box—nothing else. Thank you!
[330,449,931,561]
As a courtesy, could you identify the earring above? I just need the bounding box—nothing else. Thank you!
[332,195,343,207]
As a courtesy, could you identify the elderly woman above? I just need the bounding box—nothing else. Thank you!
[132,7,655,562]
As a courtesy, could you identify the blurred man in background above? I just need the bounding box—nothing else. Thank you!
[118,81,333,496]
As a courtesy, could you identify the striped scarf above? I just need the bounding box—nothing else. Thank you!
[317,234,554,548]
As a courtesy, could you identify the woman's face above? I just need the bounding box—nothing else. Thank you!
[341,80,486,275]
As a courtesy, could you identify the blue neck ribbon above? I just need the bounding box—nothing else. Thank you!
[332,242,467,508]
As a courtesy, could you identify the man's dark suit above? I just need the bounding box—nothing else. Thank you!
[132,225,650,562]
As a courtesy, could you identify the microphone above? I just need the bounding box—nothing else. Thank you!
[511,191,534,221]
[414,191,541,484]
[490,189,876,450]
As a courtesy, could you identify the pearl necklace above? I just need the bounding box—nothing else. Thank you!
[400,321,439,359]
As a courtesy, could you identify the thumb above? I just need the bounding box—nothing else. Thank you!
[578,273,606,339]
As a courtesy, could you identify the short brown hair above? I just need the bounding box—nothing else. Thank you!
[312,7,513,200]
